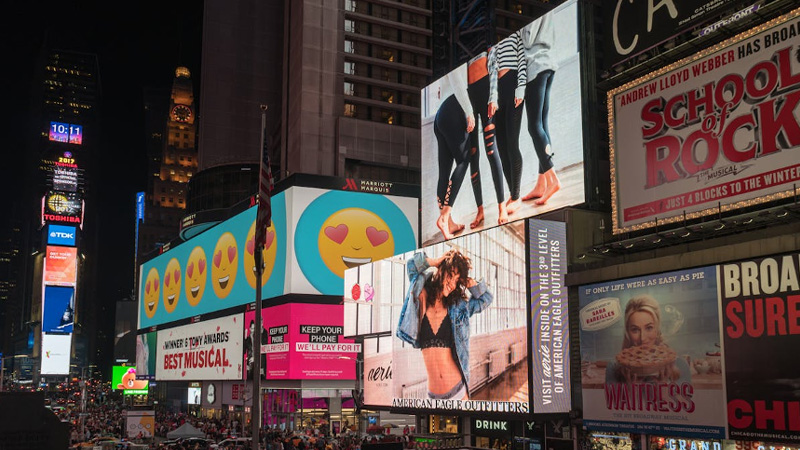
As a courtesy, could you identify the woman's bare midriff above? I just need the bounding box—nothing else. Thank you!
[421,347,463,395]
[498,68,510,78]
[468,57,489,84]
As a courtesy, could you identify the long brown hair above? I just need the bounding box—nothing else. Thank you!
[424,250,471,309]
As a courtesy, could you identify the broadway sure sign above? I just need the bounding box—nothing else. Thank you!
[609,9,800,233]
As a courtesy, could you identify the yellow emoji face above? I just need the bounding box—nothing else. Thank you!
[211,232,238,298]
[142,267,160,319]
[244,220,278,289]
[318,208,395,277]
[163,258,182,313]
[184,246,207,306]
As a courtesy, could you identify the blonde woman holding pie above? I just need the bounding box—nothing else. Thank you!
[605,295,691,384]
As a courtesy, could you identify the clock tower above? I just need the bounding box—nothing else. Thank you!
[139,67,199,258]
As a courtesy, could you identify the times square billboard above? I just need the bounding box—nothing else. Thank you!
[138,184,417,329]
[578,252,800,442]
[419,0,584,246]
[609,8,800,234]
[343,218,569,416]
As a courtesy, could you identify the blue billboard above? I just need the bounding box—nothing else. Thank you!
[42,285,75,334]
[138,192,288,328]
[47,224,77,247]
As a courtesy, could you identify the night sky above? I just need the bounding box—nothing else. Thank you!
[1,0,202,370]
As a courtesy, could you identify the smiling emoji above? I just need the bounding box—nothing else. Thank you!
[142,267,160,319]
[184,246,207,306]
[163,258,182,313]
[318,208,395,277]
[211,232,238,298]
[244,219,277,289]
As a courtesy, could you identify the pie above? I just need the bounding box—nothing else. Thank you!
[616,343,677,375]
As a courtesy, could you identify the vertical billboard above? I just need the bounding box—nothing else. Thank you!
[420,0,584,245]
[528,219,570,413]
[609,9,800,233]
[579,267,725,438]
[345,221,530,414]
[156,314,244,381]
[40,333,71,375]
[289,186,417,295]
[44,246,78,285]
[42,286,74,334]
[721,254,800,443]
[244,303,359,380]
[135,331,157,380]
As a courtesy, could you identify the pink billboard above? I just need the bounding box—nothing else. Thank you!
[244,303,360,380]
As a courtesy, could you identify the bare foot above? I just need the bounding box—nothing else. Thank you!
[470,206,484,229]
[498,202,509,224]
[436,214,453,240]
[534,169,561,205]
[448,215,466,235]
[522,174,547,201]
[505,197,521,215]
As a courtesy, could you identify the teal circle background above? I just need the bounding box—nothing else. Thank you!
[294,191,416,294]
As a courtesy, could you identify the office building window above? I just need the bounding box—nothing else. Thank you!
[344,82,354,96]
[344,40,355,54]
[344,62,356,75]
[344,0,357,12]
[344,103,357,117]
[345,19,356,33]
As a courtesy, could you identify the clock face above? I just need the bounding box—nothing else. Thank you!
[172,105,192,123]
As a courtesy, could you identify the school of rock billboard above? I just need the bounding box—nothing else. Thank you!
[609,9,800,234]
[579,252,800,443]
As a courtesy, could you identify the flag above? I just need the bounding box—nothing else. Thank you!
[255,108,274,250]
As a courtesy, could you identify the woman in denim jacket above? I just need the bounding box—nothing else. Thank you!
[396,250,493,400]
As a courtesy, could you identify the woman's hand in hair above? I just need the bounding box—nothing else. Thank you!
[466,277,477,288]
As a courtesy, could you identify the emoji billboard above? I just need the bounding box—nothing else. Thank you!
[138,192,288,329]
[138,184,418,329]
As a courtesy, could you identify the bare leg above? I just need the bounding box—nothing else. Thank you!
[534,168,560,205]
[470,205,484,229]
[498,201,509,225]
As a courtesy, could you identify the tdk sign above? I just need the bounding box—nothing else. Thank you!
[47,225,77,246]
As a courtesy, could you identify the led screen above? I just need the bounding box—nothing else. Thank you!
[156,314,244,381]
[42,285,74,334]
[135,331,157,380]
[420,0,584,246]
[112,365,149,394]
[44,246,78,285]
[47,225,77,247]
[138,185,418,329]
[40,333,71,375]
[187,387,201,405]
[344,221,530,414]
[609,9,800,233]
[125,410,155,438]
[48,122,82,144]
[244,303,359,380]
[43,191,83,225]
[53,167,79,192]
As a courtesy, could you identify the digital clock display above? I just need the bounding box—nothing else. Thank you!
[49,122,83,145]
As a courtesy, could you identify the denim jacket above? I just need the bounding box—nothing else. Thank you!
[396,252,493,386]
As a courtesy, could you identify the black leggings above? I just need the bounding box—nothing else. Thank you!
[434,95,471,208]
[495,70,525,200]
[525,70,555,174]
[467,75,505,206]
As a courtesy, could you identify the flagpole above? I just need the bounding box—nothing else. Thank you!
[252,104,268,450]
